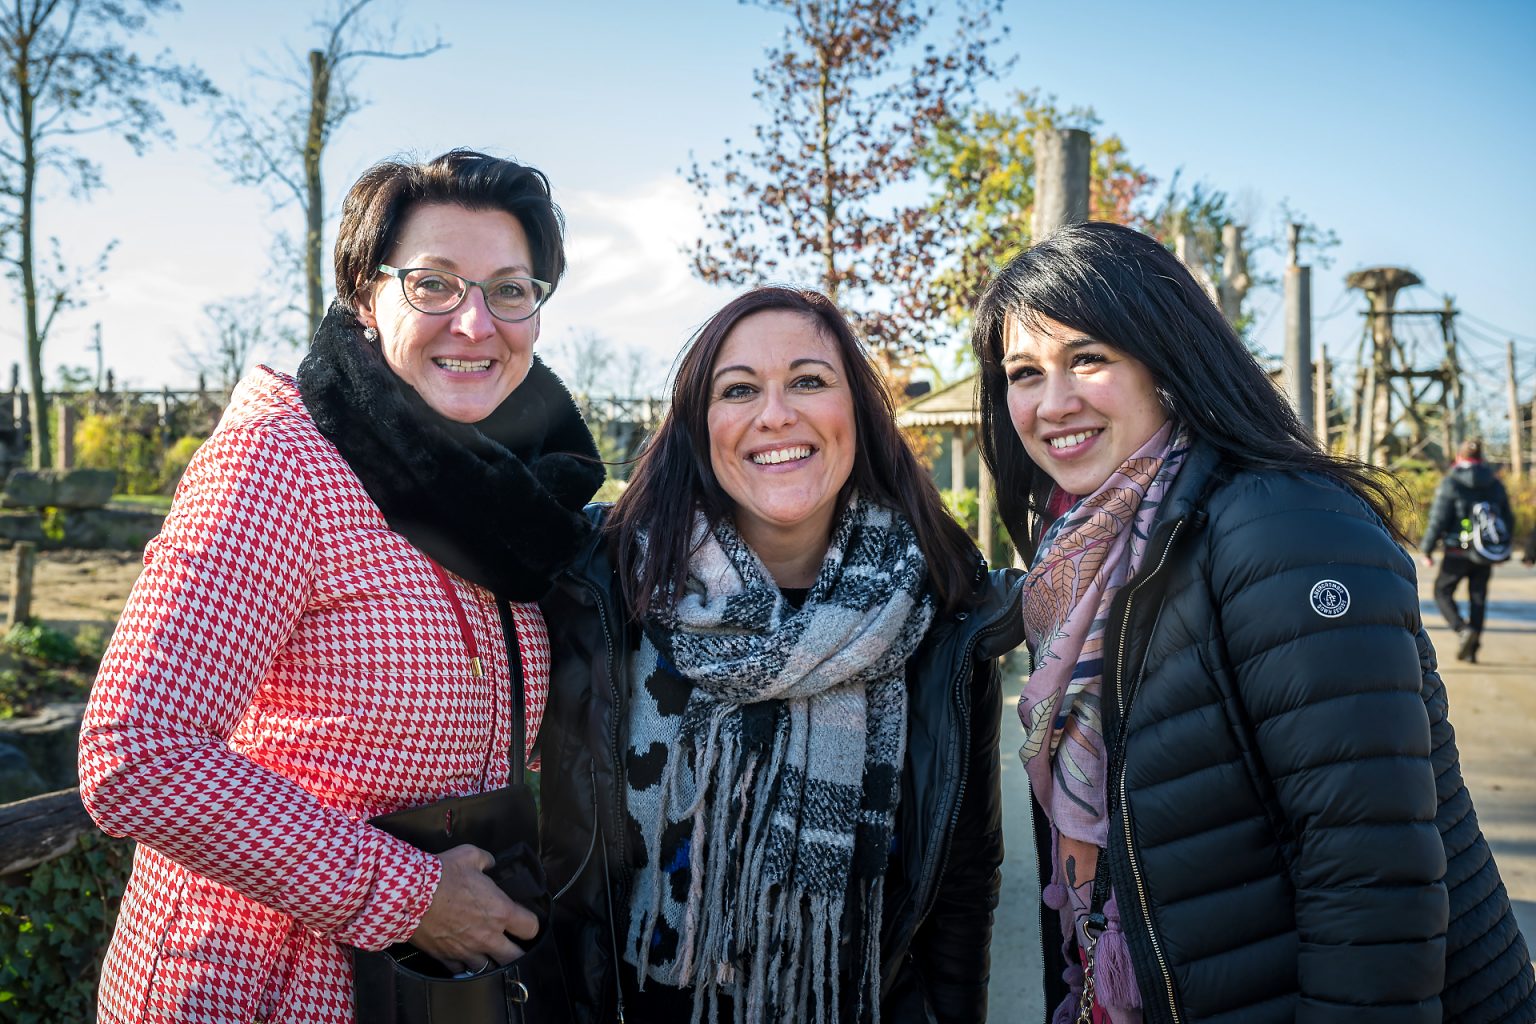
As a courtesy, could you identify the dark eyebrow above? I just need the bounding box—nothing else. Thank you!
[711,356,836,386]
[408,256,533,277]
[1002,334,1102,365]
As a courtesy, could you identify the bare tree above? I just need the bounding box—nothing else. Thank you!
[0,0,214,468]
[687,0,1007,361]
[215,0,445,342]
[179,294,277,391]
[548,328,617,401]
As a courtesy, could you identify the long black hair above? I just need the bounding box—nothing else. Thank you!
[972,221,1404,557]
[609,286,979,617]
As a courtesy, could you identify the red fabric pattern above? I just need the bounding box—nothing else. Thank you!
[78,367,550,1024]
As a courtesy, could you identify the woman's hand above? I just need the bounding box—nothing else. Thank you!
[408,844,539,973]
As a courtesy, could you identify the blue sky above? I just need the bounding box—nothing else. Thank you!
[8,0,1534,424]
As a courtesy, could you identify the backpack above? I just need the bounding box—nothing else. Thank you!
[1459,500,1512,564]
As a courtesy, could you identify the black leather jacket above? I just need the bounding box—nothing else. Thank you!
[537,508,1024,1023]
[1034,442,1536,1024]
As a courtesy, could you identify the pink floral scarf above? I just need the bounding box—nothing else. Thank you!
[1019,419,1187,1022]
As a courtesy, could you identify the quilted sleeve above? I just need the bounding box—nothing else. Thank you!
[77,416,441,949]
[1207,474,1447,1021]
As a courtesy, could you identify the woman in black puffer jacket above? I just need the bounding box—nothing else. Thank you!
[972,221,1535,1024]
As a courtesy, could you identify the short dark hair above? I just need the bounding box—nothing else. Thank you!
[971,221,1405,557]
[608,286,979,617]
[333,149,565,314]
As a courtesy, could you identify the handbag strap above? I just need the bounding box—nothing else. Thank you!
[427,558,526,782]
[496,601,527,782]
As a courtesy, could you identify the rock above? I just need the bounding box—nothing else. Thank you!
[2,468,118,510]
[60,509,163,551]
[0,741,49,805]
[0,702,86,793]
[53,469,118,509]
[0,509,162,551]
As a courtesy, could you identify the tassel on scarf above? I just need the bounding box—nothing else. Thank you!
[1092,925,1142,1010]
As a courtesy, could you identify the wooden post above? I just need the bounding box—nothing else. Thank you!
[977,457,995,565]
[1314,341,1330,448]
[1032,128,1090,240]
[1440,297,1463,448]
[55,403,76,471]
[1218,224,1251,323]
[1345,267,1422,465]
[1283,225,1314,434]
[8,541,36,626]
[951,430,967,496]
[1509,341,1524,483]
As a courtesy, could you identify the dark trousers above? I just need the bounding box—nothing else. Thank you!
[1434,551,1492,633]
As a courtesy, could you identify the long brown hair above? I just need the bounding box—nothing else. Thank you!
[609,286,979,617]
[971,221,1406,558]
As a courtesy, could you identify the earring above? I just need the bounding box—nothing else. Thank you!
[363,326,379,345]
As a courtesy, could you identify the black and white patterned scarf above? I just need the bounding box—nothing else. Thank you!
[625,496,933,1024]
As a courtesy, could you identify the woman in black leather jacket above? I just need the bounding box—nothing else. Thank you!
[539,286,1023,1023]
[972,222,1535,1024]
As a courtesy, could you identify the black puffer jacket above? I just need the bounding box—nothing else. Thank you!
[1420,461,1515,557]
[1034,442,1536,1023]
[538,508,1024,1023]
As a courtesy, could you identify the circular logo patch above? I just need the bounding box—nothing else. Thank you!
[1310,579,1350,618]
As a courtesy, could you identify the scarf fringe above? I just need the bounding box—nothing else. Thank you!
[625,500,933,1024]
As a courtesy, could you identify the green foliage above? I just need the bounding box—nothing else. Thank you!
[71,624,112,666]
[38,507,64,543]
[940,487,1016,567]
[920,89,1156,327]
[0,624,95,718]
[160,434,205,492]
[74,413,207,495]
[0,832,134,1023]
[3,623,79,665]
[75,412,162,495]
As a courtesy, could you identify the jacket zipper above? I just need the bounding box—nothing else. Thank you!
[1112,518,1186,1024]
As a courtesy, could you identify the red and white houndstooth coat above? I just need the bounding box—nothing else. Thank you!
[78,367,549,1024]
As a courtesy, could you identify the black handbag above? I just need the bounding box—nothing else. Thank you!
[351,602,573,1024]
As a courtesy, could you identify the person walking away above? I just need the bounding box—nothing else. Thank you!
[1420,438,1515,663]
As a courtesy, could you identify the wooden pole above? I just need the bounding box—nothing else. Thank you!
[1508,340,1524,483]
[1314,341,1330,448]
[977,457,995,565]
[8,541,36,626]
[1283,225,1314,433]
[1032,128,1090,240]
[54,402,75,471]
[951,431,967,496]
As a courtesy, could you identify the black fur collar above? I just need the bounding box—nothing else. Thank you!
[296,301,604,602]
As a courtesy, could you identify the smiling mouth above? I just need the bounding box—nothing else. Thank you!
[434,358,492,373]
[750,445,814,466]
[1048,429,1101,450]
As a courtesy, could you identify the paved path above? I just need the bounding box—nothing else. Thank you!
[986,560,1536,1022]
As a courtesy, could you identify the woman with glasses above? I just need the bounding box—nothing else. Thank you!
[538,286,1023,1023]
[972,221,1534,1024]
[78,149,603,1024]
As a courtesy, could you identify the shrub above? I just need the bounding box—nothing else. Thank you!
[0,832,134,1023]
[73,412,163,496]
[159,435,205,493]
[2,624,78,666]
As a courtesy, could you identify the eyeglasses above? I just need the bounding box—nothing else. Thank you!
[377,264,553,323]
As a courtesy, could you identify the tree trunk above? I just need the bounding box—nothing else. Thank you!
[304,49,329,344]
[816,39,837,300]
[18,45,50,469]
